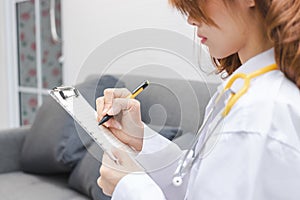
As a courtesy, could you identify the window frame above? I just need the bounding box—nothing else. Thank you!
[5,0,59,127]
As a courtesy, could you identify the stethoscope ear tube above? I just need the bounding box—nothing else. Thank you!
[172,94,221,187]
[171,64,278,187]
[172,89,230,187]
[172,149,195,186]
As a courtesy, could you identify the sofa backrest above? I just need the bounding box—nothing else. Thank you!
[86,74,219,134]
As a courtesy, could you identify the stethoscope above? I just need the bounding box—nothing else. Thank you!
[172,63,278,186]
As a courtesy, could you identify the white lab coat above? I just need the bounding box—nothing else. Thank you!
[111,49,300,200]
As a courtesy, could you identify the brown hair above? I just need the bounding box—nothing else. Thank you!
[169,0,300,88]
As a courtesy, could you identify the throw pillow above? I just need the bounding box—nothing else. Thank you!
[68,143,111,200]
[68,125,181,199]
[20,75,125,174]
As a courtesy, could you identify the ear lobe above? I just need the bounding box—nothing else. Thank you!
[246,0,256,8]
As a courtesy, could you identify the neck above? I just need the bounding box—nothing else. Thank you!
[238,37,273,64]
[238,15,273,64]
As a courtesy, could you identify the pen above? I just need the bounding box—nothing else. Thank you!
[98,80,150,126]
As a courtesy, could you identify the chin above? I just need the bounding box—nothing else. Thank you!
[208,48,237,60]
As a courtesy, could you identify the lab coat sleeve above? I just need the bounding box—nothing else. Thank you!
[112,124,188,200]
[112,172,166,200]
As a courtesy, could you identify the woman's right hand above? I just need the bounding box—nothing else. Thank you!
[96,88,144,151]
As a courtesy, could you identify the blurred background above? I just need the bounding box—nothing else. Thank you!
[0,0,218,130]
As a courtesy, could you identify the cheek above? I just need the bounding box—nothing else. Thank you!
[206,27,245,59]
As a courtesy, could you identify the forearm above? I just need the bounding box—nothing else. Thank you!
[129,124,188,199]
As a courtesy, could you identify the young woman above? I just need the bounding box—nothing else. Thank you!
[95,0,300,199]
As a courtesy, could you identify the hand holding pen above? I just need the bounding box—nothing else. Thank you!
[96,80,149,151]
[98,81,149,126]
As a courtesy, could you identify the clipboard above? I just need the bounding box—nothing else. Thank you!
[49,86,138,163]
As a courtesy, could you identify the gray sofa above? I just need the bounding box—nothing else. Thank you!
[0,126,89,200]
[0,74,218,200]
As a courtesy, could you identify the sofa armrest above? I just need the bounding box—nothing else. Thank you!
[0,126,30,174]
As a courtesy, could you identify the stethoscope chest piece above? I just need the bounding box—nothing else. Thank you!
[173,176,183,187]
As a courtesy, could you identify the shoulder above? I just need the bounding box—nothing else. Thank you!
[222,70,300,150]
[267,72,300,151]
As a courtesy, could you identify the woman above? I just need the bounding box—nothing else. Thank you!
[96,0,300,199]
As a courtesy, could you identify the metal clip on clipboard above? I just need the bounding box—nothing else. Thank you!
[53,86,79,99]
[49,86,139,163]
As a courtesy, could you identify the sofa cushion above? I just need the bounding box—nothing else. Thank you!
[148,124,183,140]
[20,75,125,174]
[116,75,219,134]
[0,172,89,200]
[68,143,111,200]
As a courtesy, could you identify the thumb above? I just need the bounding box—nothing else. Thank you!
[105,119,122,130]
[111,148,144,172]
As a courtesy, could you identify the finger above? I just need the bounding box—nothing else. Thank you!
[96,97,105,121]
[103,88,131,113]
[107,98,140,116]
[104,88,131,98]
[111,148,143,172]
[97,176,103,188]
[100,164,108,177]
[111,148,127,165]
[101,152,112,166]
[105,119,122,130]
[109,127,143,151]
[102,152,119,169]
[100,160,119,180]
[103,187,113,196]
[97,176,113,196]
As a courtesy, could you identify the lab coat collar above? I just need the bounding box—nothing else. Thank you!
[223,48,276,93]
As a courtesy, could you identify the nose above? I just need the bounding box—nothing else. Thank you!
[187,15,198,26]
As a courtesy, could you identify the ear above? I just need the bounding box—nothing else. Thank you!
[246,0,256,8]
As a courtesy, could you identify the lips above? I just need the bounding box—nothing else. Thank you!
[197,34,207,44]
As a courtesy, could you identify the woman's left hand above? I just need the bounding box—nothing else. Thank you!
[97,149,143,196]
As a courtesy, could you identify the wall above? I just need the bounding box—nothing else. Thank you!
[0,0,9,130]
[62,0,220,85]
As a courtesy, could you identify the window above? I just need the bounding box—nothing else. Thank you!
[12,0,63,125]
